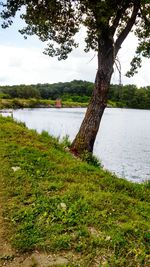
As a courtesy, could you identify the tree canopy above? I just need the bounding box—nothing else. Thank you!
[0,0,150,75]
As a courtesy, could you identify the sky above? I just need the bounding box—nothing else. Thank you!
[0,12,150,87]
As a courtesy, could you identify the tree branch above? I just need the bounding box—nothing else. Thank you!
[110,1,130,36]
[115,1,140,55]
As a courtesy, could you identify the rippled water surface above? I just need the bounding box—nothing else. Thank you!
[12,108,150,183]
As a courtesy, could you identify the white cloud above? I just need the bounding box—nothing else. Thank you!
[0,43,95,85]
[0,31,149,86]
[112,33,150,87]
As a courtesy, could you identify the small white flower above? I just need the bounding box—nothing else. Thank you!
[12,166,21,172]
[60,202,67,210]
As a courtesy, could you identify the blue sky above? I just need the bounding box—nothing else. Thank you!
[0,12,150,87]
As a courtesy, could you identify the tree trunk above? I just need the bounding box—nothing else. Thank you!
[71,47,114,155]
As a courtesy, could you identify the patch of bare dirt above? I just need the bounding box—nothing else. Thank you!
[0,251,70,267]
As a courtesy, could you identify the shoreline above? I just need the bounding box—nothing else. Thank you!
[1,98,150,110]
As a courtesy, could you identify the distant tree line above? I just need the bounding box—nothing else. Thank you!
[0,80,150,109]
[108,84,150,109]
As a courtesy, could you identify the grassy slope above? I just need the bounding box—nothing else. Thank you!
[0,115,150,266]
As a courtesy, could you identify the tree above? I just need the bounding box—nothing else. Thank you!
[1,0,150,155]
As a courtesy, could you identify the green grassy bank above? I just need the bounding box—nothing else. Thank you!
[0,115,150,266]
[0,98,116,110]
[0,98,88,109]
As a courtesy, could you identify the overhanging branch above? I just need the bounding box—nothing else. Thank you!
[110,1,130,36]
[115,1,140,55]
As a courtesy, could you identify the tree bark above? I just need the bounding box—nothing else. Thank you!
[71,46,114,155]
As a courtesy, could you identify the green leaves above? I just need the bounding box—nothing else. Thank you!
[0,1,150,72]
[126,55,142,77]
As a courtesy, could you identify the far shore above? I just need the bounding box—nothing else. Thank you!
[0,98,128,110]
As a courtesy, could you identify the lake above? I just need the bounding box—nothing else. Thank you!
[12,108,150,183]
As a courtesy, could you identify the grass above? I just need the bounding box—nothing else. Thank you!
[0,98,88,109]
[0,115,150,266]
[0,98,116,109]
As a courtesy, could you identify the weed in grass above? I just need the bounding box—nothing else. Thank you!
[81,150,102,167]
[61,135,71,148]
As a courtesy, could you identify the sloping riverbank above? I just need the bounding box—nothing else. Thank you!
[0,116,149,266]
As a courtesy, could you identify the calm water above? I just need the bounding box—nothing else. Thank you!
[12,108,150,183]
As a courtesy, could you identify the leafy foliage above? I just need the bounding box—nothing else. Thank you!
[0,80,93,100]
[0,0,150,74]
